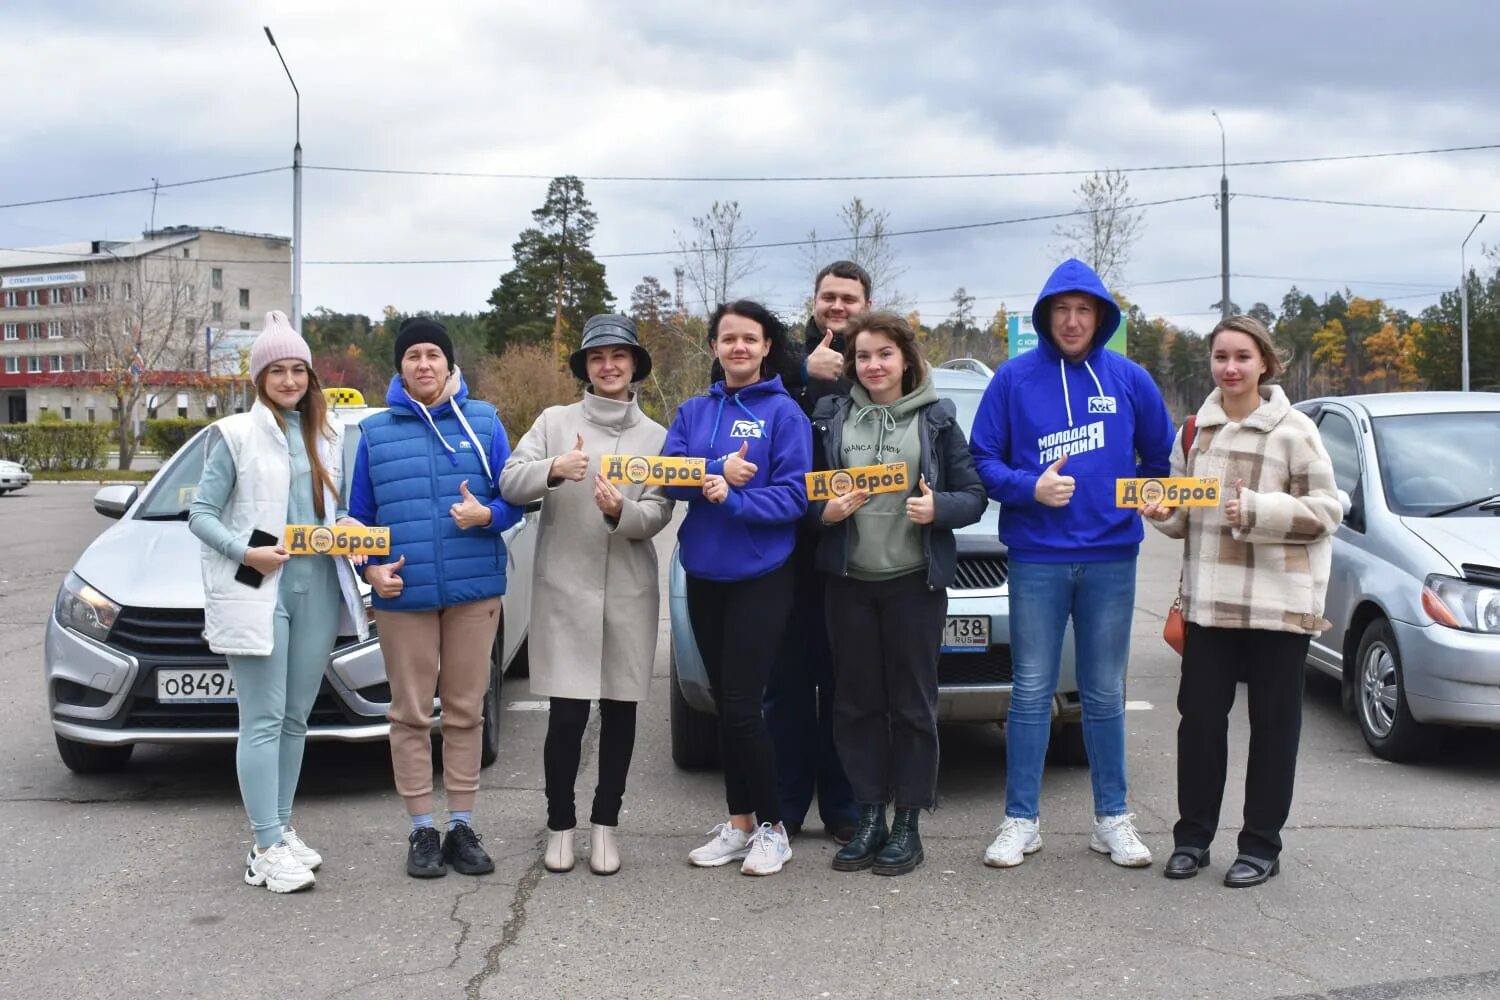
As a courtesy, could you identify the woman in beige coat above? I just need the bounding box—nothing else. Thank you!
[499,315,673,876]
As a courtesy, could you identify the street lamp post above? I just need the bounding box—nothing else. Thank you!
[1460,213,1486,392]
[264,26,302,333]
[1211,110,1230,320]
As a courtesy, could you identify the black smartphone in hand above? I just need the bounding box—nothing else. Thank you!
[234,529,281,588]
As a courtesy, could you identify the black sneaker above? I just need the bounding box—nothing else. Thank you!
[407,827,447,878]
[442,822,495,876]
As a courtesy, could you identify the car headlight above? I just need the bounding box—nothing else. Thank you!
[1422,574,1500,634]
[55,572,122,642]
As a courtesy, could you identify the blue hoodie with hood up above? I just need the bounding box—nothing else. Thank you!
[969,259,1174,563]
[662,375,811,582]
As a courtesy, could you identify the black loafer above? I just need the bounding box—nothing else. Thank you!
[1164,847,1209,880]
[1224,855,1279,888]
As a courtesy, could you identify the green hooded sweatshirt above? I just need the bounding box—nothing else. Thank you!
[841,369,939,581]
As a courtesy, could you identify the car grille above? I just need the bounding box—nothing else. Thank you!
[110,607,213,659]
[952,555,1007,590]
[937,646,1013,685]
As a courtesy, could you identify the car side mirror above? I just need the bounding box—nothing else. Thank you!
[93,484,139,520]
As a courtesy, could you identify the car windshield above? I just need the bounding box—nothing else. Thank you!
[1372,411,1500,516]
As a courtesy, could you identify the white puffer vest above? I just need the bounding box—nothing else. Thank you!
[199,401,368,656]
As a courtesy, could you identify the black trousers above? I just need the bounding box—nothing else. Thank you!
[1175,623,1310,860]
[825,570,947,809]
[686,561,795,826]
[544,697,637,830]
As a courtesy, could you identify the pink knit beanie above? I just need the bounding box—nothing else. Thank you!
[249,310,313,383]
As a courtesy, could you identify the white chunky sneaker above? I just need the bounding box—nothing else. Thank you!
[688,822,753,868]
[983,817,1042,868]
[1091,813,1153,867]
[281,827,323,871]
[244,843,316,893]
[740,823,793,876]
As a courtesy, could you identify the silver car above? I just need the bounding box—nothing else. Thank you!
[667,365,1085,769]
[46,398,537,773]
[0,457,31,494]
[1297,392,1500,760]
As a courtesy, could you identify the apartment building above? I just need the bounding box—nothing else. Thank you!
[0,226,290,423]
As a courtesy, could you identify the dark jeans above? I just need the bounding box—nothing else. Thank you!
[686,561,795,826]
[825,571,947,809]
[1175,623,1310,860]
[765,563,855,829]
[544,697,637,830]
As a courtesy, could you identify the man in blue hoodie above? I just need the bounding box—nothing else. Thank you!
[969,259,1174,871]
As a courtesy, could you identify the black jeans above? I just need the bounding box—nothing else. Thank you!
[686,561,795,826]
[825,570,947,809]
[1175,623,1310,860]
[544,697,637,830]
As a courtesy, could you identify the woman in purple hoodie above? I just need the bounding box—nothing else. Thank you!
[663,300,811,877]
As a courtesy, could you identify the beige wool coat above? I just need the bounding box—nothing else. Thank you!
[499,390,674,701]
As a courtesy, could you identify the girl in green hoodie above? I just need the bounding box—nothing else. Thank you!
[808,311,987,876]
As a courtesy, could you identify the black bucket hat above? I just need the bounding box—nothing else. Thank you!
[569,314,653,383]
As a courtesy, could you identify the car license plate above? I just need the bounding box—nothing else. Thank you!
[156,668,237,703]
[941,616,989,653]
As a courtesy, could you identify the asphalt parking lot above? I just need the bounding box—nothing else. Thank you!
[3,483,1499,1000]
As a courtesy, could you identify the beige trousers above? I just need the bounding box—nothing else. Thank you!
[375,597,502,815]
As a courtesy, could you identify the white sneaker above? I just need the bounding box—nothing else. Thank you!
[983,817,1042,868]
[244,842,316,893]
[1091,813,1153,867]
[281,827,323,871]
[740,823,793,876]
[688,822,753,868]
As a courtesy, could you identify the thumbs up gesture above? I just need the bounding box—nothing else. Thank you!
[906,474,937,525]
[1223,478,1247,528]
[1034,452,1076,508]
[449,479,494,530]
[366,553,406,599]
[806,327,844,381]
[549,433,590,484]
[723,440,758,486]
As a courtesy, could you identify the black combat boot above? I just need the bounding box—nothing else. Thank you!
[831,804,887,872]
[872,807,924,876]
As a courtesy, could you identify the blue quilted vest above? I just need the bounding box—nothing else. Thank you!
[361,378,508,612]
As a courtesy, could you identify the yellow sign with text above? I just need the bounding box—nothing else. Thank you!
[1116,477,1222,508]
[283,524,391,556]
[806,462,911,500]
[602,454,706,488]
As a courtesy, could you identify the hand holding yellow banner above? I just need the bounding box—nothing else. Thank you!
[1116,477,1222,508]
[602,454,706,488]
[806,462,911,500]
[284,524,391,556]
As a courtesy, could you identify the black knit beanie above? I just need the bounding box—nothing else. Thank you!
[393,317,455,371]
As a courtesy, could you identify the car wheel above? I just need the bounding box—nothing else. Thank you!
[480,636,503,769]
[1049,720,1089,765]
[55,734,133,774]
[669,645,720,770]
[505,637,530,679]
[1355,618,1435,761]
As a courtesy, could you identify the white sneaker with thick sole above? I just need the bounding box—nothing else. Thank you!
[983,817,1042,868]
[740,823,793,876]
[1091,813,1153,867]
[281,827,323,871]
[688,822,753,868]
[244,843,316,893]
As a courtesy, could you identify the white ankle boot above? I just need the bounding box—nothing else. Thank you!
[545,828,575,873]
[590,825,620,876]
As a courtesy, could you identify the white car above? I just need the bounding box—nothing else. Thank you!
[0,458,31,494]
[44,395,538,773]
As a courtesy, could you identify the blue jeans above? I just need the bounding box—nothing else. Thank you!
[1004,558,1136,821]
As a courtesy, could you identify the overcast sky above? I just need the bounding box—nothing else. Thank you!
[4,0,1498,334]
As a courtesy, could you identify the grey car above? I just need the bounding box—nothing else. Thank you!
[0,457,31,494]
[667,365,1085,769]
[45,399,537,773]
[1297,391,1500,760]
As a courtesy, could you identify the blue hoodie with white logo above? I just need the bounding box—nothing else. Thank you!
[969,259,1174,563]
[663,375,811,582]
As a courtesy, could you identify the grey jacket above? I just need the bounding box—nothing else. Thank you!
[808,394,987,590]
